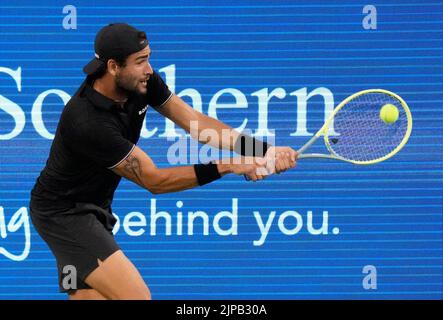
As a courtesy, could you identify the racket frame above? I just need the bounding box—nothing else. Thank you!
[297,88,413,165]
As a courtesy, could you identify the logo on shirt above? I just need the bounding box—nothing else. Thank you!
[139,105,149,115]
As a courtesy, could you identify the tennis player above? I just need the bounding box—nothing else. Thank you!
[29,23,297,300]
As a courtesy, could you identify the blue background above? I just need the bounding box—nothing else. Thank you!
[0,0,442,299]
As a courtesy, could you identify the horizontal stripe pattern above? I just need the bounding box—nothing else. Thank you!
[0,0,442,300]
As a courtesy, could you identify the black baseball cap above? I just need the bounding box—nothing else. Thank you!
[83,23,149,75]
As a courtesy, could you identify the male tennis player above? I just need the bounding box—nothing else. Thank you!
[29,23,297,300]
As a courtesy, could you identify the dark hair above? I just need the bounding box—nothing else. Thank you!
[90,55,128,79]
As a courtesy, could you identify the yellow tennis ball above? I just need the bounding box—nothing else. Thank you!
[380,104,399,124]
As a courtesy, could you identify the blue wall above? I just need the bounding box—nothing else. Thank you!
[0,0,442,299]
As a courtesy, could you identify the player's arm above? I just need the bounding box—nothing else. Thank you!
[156,94,297,171]
[155,94,243,151]
[111,145,268,194]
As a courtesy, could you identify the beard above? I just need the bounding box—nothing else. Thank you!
[115,72,147,95]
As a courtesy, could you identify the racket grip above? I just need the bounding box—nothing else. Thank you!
[244,174,250,181]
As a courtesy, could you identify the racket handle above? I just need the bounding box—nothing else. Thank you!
[244,174,250,181]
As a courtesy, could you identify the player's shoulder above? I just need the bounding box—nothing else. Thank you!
[61,95,92,124]
[145,70,172,107]
[61,95,116,136]
[62,77,101,117]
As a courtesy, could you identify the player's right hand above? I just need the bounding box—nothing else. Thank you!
[230,156,270,181]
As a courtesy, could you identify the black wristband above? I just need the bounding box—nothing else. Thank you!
[234,134,270,157]
[193,161,222,186]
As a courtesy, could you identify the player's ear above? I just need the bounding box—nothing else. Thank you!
[107,59,119,76]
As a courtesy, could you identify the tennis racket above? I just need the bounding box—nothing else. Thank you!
[296,88,412,164]
[245,89,412,179]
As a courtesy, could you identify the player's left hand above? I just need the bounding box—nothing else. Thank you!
[265,146,298,174]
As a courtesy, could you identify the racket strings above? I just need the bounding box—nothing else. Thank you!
[326,92,408,162]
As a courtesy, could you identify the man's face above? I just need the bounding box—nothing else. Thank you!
[114,46,153,95]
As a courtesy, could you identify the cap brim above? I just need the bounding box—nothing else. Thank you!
[83,58,104,75]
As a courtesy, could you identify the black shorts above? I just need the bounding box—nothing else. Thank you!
[29,198,120,294]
